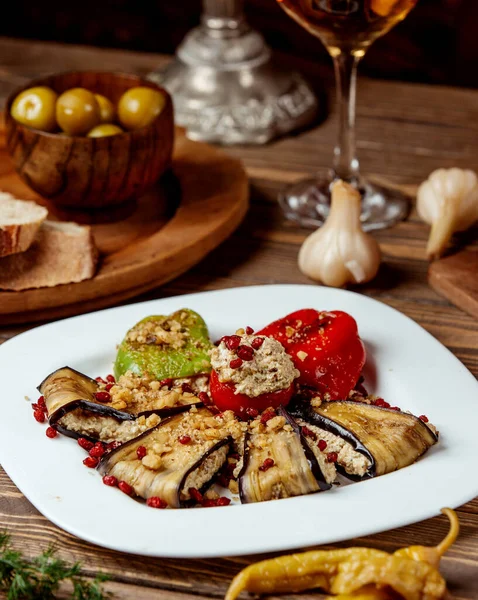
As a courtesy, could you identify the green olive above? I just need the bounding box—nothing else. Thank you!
[87,123,123,138]
[117,87,166,131]
[95,93,116,123]
[10,86,58,132]
[56,88,101,136]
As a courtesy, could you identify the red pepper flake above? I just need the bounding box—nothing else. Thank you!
[37,396,46,410]
[189,487,204,504]
[105,383,114,392]
[95,376,106,384]
[419,415,429,423]
[45,427,57,439]
[102,475,118,487]
[147,496,168,509]
[33,409,45,423]
[327,452,338,463]
[302,426,317,441]
[178,435,192,445]
[198,391,212,405]
[94,391,111,403]
[224,335,241,351]
[245,407,259,418]
[260,408,276,425]
[230,358,243,369]
[245,326,254,335]
[136,445,147,459]
[259,458,275,472]
[83,456,99,468]
[106,374,116,383]
[251,337,264,350]
[78,437,94,451]
[216,496,231,506]
[89,444,106,458]
[237,345,254,361]
[118,480,133,495]
[318,439,327,452]
[160,378,173,388]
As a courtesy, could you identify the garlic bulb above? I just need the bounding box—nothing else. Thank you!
[417,168,478,260]
[298,180,381,287]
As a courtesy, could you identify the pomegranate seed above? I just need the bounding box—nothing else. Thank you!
[245,407,259,418]
[182,383,194,394]
[106,374,116,383]
[217,474,231,488]
[318,439,327,451]
[118,480,133,495]
[302,426,317,440]
[327,452,338,463]
[230,358,243,369]
[94,391,111,403]
[179,435,191,445]
[147,496,167,509]
[237,345,254,361]
[217,497,231,506]
[390,406,401,411]
[37,396,46,409]
[230,453,240,460]
[203,498,218,507]
[224,335,241,351]
[198,391,211,405]
[382,401,391,409]
[373,398,385,407]
[106,440,122,451]
[105,383,114,392]
[33,410,45,423]
[95,376,106,384]
[83,456,98,468]
[102,475,118,487]
[78,437,94,451]
[189,487,203,503]
[45,427,57,438]
[419,415,429,423]
[260,409,276,425]
[160,378,173,388]
[251,337,264,350]
[89,445,105,458]
[259,458,275,472]
[32,403,40,411]
[136,445,147,459]
[245,326,254,335]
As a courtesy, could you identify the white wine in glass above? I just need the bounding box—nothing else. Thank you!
[276,0,419,230]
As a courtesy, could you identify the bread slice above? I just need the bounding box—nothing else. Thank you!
[0,221,99,291]
[0,193,48,257]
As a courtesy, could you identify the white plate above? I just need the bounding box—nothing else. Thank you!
[0,285,477,558]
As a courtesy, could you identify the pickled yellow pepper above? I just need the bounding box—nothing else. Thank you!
[225,508,458,600]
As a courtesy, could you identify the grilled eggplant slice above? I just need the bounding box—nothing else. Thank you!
[99,408,231,507]
[239,407,331,504]
[292,400,438,480]
[38,366,198,443]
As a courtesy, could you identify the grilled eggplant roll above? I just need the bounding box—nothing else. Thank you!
[291,400,438,480]
[99,408,231,507]
[38,367,200,444]
[239,407,331,504]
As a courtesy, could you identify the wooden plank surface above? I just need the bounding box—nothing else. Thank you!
[0,37,477,599]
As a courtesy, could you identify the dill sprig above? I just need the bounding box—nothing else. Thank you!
[0,532,110,599]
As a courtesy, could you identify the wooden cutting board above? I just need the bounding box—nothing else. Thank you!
[428,250,478,319]
[0,127,249,324]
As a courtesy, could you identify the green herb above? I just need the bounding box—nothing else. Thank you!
[0,532,110,599]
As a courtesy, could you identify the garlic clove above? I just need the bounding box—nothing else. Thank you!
[298,180,381,288]
[417,168,478,260]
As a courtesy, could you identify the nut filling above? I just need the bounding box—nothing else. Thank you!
[210,334,299,397]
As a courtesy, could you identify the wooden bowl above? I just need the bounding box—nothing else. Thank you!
[5,71,174,211]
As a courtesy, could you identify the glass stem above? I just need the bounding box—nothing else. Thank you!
[332,51,361,183]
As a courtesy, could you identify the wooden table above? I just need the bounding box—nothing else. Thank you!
[0,37,477,599]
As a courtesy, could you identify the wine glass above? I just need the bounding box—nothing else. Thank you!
[276,0,419,230]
